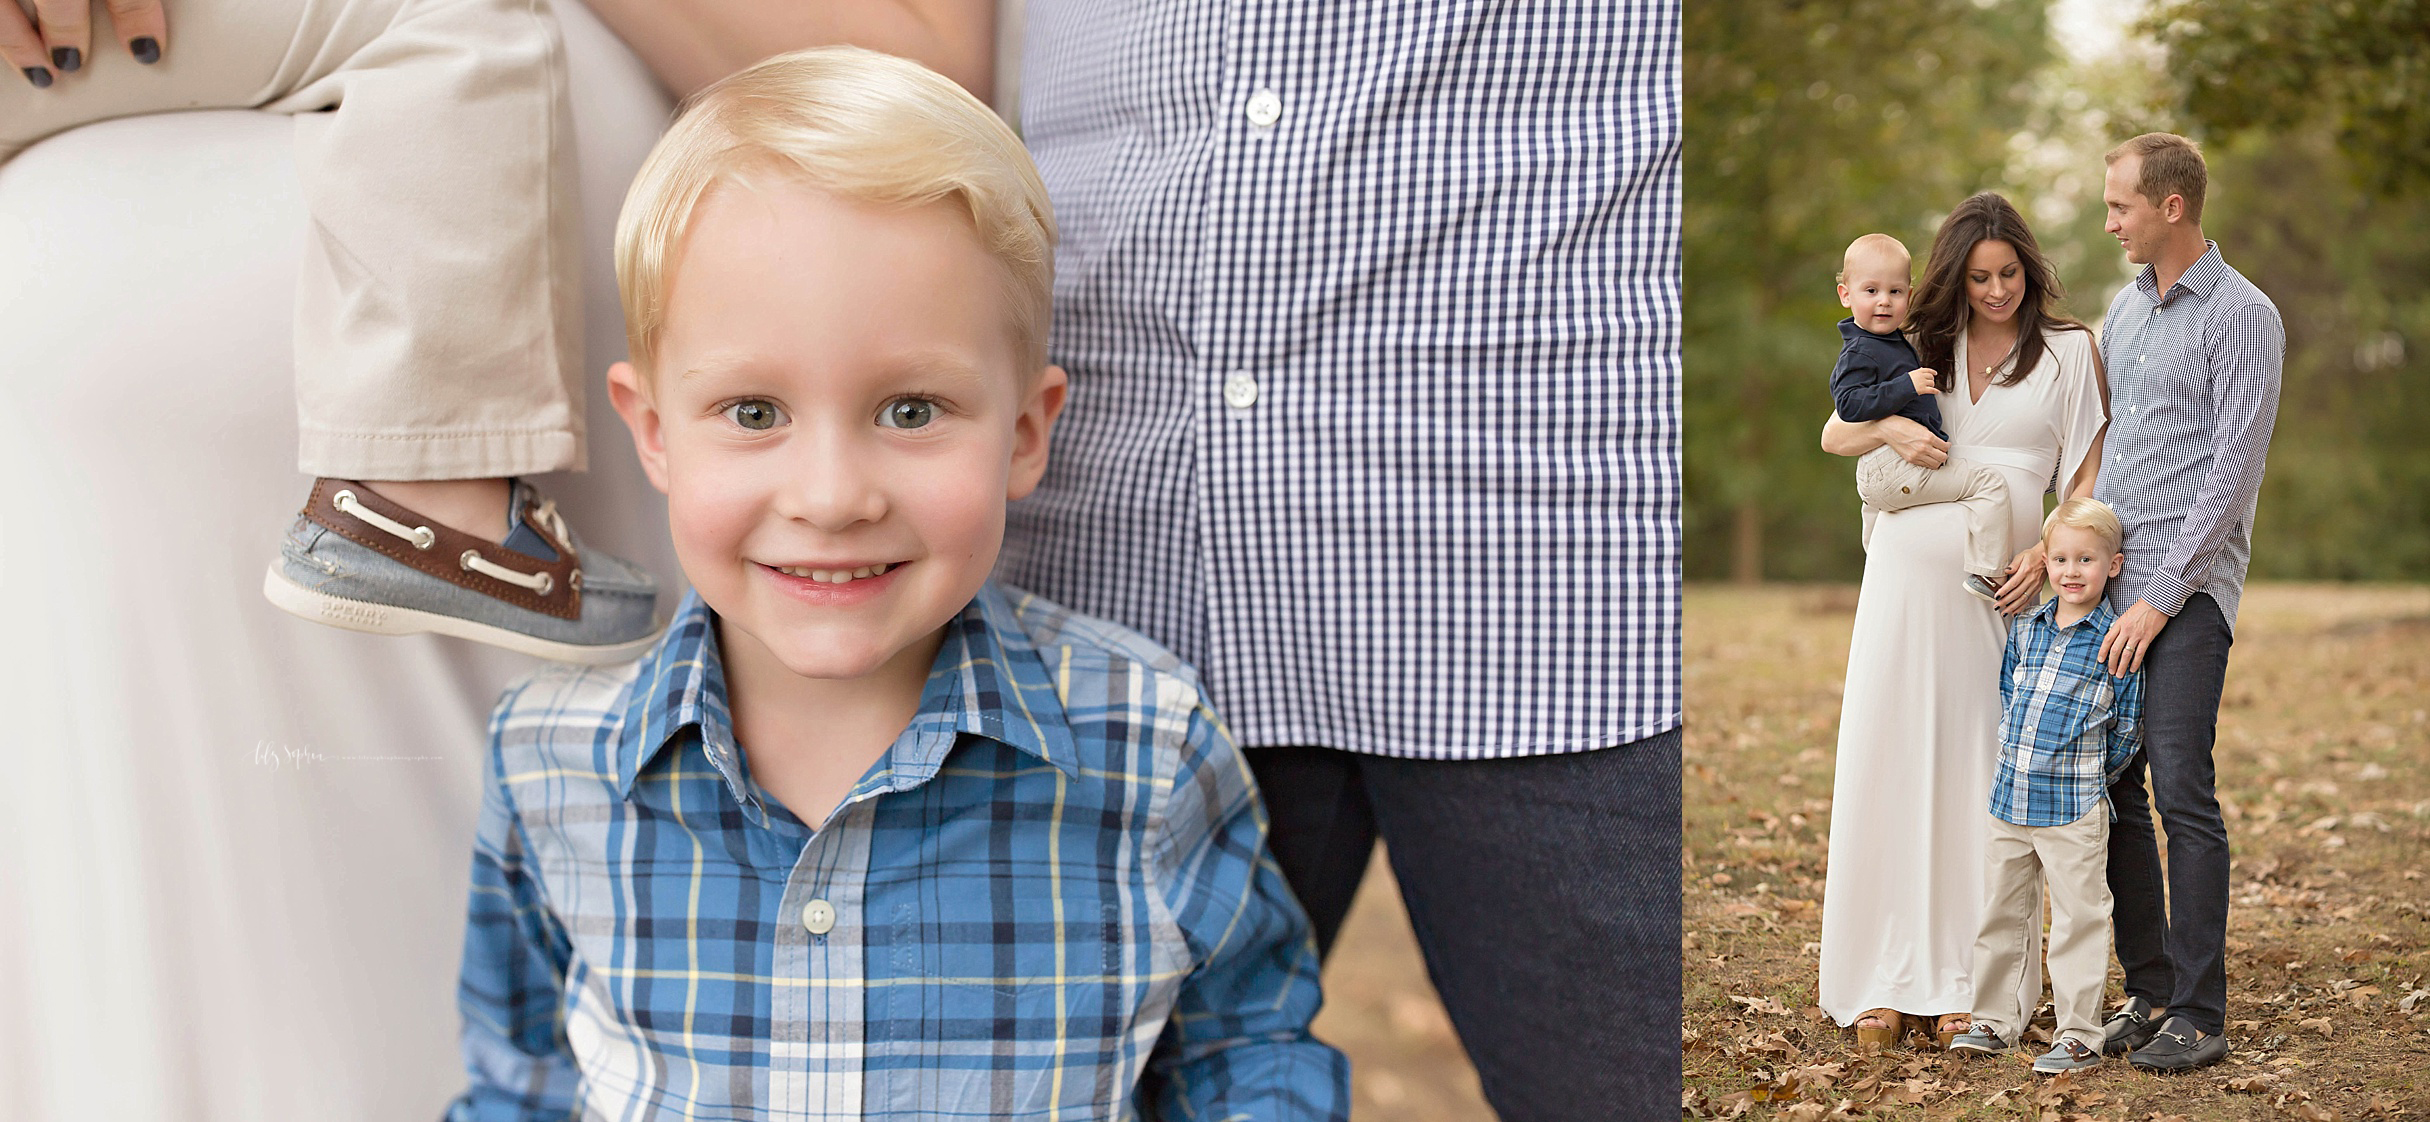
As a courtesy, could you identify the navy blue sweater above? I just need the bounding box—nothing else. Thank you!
[1829,318,1945,441]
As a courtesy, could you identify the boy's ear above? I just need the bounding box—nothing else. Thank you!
[1007,364,1070,502]
[1835,281,1852,306]
[2108,551,2125,578]
[607,361,672,495]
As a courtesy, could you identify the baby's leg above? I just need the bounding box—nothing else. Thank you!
[270,0,581,497]
[1854,447,2012,578]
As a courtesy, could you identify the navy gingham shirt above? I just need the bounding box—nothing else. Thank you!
[1991,597,2145,828]
[2094,242,2283,630]
[449,585,1347,1121]
[1003,0,1683,758]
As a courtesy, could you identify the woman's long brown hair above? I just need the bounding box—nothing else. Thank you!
[1909,192,2086,392]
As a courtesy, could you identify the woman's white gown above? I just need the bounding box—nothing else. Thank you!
[0,8,678,1118]
[1818,326,2106,1025]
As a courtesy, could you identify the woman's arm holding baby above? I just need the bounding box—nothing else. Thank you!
[584,0,997,100]
[1820,412,1949,468]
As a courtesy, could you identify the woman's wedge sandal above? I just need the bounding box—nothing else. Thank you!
[1853,1009,1904,1052]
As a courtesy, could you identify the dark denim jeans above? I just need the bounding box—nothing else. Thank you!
[1248,729,1682,1122]
[2105,592,2235,1035]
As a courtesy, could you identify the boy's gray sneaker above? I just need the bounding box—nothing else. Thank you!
[2032,1039,2101,1074]
[265,478,662,664]
[1946,1026,2011,1055]
[2101,995,2159,1055]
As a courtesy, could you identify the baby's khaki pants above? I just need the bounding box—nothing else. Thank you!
[1968,806,2113,1053]
[1856,445,2011,579]
[3,0,581,480]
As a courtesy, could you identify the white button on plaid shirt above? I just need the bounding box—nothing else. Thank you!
[1003,0,1683,759]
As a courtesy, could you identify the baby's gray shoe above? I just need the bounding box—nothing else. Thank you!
[265,478,662,664]
[1963,574,2003,604]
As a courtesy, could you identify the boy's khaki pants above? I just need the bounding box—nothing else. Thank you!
[2,0,580,480]
[1856,445,2011,579]
[1968,806,2112,1053]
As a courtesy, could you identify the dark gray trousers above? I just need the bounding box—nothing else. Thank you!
[1248,729,1681,1122]
[2104,592,2235,1035]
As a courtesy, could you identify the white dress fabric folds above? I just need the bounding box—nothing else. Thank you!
[0,7,678,1118]
[1818,326,2106,1025]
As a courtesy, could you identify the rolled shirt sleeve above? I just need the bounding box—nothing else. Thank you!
[1141,704,1350,1121]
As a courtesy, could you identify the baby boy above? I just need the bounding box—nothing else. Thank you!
[1831,233,2012,603]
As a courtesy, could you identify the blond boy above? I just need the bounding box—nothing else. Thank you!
[447,48,1346,1120]
[1832,233,2013,602]
[1948,498,2145,1074]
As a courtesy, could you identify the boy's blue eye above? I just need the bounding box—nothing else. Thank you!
[879,399,937,430]
[724,399,785,431]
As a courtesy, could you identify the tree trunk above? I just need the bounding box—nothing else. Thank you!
[1732,501,1763,584]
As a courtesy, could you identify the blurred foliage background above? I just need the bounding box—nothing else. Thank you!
[1684,0,2430,582]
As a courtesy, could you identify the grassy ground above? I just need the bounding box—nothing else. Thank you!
[1682,583,2430,1120]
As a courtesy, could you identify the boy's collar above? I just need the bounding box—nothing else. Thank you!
[2028,592,2118,630]
[614,584,1081,801]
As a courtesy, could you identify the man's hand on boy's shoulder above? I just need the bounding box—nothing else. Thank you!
[2099,599,2170,675]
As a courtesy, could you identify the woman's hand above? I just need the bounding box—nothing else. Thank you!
[3,0,168,86]
[1994,542,2045,615]
[1878,415,1949,469]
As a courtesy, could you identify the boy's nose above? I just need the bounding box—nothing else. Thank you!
[779,432,888,529]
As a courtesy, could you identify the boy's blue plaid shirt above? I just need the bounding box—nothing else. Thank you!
[448,584,1348,1121]
[1992,596,2146,828]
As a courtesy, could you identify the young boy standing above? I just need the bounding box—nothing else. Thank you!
[446,48,1347,1120]
[1948,498,2145,1074]
[1830,233,2012,603]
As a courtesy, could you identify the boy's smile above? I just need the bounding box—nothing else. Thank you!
[610,178,1065,687]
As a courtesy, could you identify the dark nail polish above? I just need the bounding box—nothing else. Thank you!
[131,37,159,64]
[22,66,51,89]
[51,46,80,72]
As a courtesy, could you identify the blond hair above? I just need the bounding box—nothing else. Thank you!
[1837,232,1910,284]
[2042,497,2123,554]
[615,47,1056,375]
[2105,132,2208,223]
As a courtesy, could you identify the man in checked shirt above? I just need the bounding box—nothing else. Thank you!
[2089,132,2285,1073]
[1946,499,2144,1076]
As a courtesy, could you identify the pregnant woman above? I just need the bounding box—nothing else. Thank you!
[1815,192,2109,1049]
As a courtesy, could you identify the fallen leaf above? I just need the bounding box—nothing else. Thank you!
[1782,1102,1829,1121]
[2229,1074,2282,1094]
[1783,1063,1846,1094]
[2284,1104,2340,1122]
[2300,1016,2335,1038]
[1730,994,1791,1016]
[2361,1093,2400,1119]
[2348,985,2383,1008]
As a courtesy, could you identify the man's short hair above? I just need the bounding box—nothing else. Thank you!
[615,46,1057,375]
[2042,497,2124,554]
[2104,132,2208,223]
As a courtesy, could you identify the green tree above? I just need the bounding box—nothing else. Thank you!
[1685,0,2058,581]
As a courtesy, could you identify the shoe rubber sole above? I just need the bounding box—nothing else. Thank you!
[265,564,660,665]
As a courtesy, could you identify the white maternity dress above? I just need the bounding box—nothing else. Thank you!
[1817,326,2105,1025]
[0,7,678,1117]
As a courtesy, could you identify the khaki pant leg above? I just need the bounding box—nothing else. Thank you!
[2034,807,2114,1052]
[274,0,581,479]
[1,0,579,481]
[1966,815,2043,1041]
[1854,447,2012,578]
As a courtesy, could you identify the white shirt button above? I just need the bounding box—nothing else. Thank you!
[801,899,836,935]
[1245,87,1282,128]
[1223,370,1260,410]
